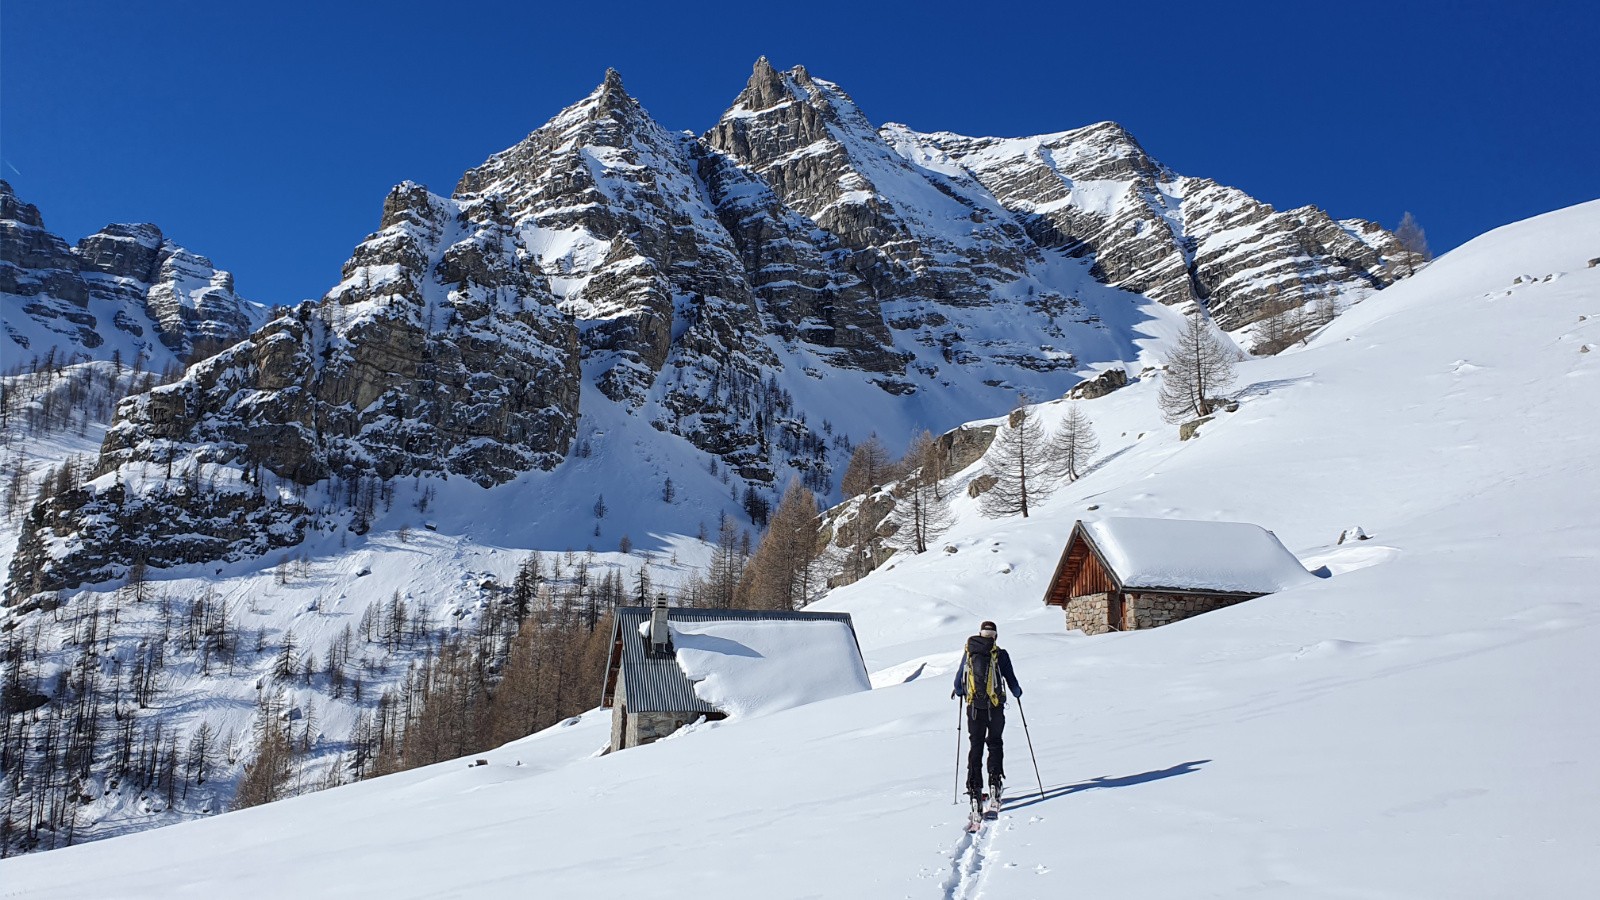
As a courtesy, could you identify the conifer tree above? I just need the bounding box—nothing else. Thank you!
[1049,403,1100,482]
[979,403,1057,518]
[887,432,954,552]
[705,515,744,609]
[739,480,822,610]
[1395,211,1432,276]
[840,433,898,499]
[235,691,295,809]
[1157,313,1238,423]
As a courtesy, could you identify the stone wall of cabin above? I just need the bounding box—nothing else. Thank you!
[1065,592,1114,635]
[609,707,626,752]
[625,711,690,748]
[1125,592,1251,629]
[1064,590,1257,634]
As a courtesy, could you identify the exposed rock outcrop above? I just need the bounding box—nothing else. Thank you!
[1,180,268,369]
[1067,368,1129,400]
[8,185,581,599]
[903,124,1408,331]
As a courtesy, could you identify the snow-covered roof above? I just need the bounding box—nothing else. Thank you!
[606,608,869,717]
[1075,517,1316,594]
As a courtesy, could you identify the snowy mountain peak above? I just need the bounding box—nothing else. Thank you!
[8,62,1415,614]
[1,181,268,370]
[734,55,792,114]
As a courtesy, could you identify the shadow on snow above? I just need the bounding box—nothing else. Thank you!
[1002,758,1211,811]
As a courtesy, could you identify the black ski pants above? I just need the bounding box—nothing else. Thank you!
[966,705,1005,793]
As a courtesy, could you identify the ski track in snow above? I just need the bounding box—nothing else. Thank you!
[940,813,994,900]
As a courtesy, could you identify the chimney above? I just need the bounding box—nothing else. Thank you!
[650,596,670,652]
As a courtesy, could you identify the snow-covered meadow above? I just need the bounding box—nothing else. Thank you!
[4,200,1598,896]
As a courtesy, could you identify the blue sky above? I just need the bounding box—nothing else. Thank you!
[3,0,1595,306]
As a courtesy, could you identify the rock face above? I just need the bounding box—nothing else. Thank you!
[707,61,1039,310]
[9,185,581,597]
[100,183,585,488]
[7,62,1412,602]
[1,180,269,369]
[903,124,1408,331]
[1067,368,1129,400]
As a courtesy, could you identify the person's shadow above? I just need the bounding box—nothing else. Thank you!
[1002,759,1210,811]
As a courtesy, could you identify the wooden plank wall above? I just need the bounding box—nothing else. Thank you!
[1045,536,1116,605]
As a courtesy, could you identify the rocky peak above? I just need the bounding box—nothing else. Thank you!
[902,121,1405,330]
[0,179,45,228]
[1,181,267,367]
[0,182,81,296]
[707,60,1042,314]
[75,223,167,282]
[379,180,447,232]
[732,56,796,114]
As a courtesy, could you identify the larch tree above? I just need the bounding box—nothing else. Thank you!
[839,433,899,499]
[1157,313,1238,424]
[1049,403,1100,482]
[887,430,955,552]
[978,403,1058,518]
[234,690,296,809]
[705,514,744,609]
[739,479,822,610]
[1253,285,1310,355]
[1395,211,1432,276]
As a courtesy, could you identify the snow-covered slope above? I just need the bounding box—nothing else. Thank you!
[5,202,1594,896]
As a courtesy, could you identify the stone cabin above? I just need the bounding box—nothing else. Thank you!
[601,602,867,751]
[1043,517,1316,635]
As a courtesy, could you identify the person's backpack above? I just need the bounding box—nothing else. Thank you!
[963,636,1002,708]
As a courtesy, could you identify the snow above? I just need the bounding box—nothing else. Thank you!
[1081,517,1318,593]
[670,619,870,718]
[2,200,1598,897]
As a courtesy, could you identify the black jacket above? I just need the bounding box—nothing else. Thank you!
[953,635,1022,707]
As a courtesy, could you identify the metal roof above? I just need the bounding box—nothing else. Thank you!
[602,607,864,714]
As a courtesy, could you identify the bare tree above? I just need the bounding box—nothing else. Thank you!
[1395,211,1431,276]
[1049,403,1100,482]
[705,514,743,609]
[186,722,218,788]
[979,403,1058,518]
[1157,313,1238,423]
[234,690,296,809]
[885,431,955,552]
[887,476,954,553]
[1253,286,1310,355]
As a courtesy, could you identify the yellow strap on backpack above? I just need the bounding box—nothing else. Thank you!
[964,646,1002,706]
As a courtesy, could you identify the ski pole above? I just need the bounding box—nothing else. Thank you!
[953,698,965,805]
[1016,697,1045,798]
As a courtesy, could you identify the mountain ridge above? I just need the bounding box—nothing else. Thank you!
[1,180,269,372]
[7,60,1411,607]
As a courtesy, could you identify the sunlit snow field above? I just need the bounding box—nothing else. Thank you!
[3,202,1598,897]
